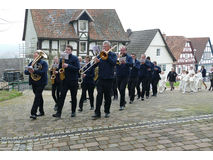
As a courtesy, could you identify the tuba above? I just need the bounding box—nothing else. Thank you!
[30,50,47,81]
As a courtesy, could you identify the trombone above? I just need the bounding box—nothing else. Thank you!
[78,45,117,87]
[79,45,117,75]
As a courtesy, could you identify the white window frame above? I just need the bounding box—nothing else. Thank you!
[156,48,160,56]
[79,41,87,53]
[78,20,88,32]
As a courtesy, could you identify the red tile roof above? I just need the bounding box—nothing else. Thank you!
[165,36,192,60]
[23,9,129,42]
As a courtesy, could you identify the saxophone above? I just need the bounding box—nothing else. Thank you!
[50,64,58,84]
[59,52,66,80]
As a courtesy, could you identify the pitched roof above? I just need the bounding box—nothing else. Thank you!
[22,9,129,42]
[165,36,191,60]
[127,29,176,61]
[188,37,210,62]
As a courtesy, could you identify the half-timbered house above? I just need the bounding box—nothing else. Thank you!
[22,9,129,59]
[165,36,196,74]
[188,37,213,72]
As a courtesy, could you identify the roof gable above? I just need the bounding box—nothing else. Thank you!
[127,29,176,61]
[70,9,94,22]
[188,37,210,62]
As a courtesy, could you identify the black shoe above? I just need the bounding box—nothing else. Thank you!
[146,96,149,99]
[152,94,157,97]
[71,112,76,117]
[30,115,37,119]
[105,113,110,118]
[37,113,45,117]
[92,114,101,119]
[137,97,140,100]
[129,100,133,104]
[54,105,58,111]
[52,113,61,118]
[141,98,144,101]
[78,108,83,112]
[90,106,94,110]
[119,106,124,111]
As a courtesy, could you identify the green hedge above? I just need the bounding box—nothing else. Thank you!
[0,90,23,102]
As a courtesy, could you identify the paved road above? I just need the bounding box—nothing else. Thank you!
[0,86,213,151]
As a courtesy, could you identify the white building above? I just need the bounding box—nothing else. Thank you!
[127,29,176,75]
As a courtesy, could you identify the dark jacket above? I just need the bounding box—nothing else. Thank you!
[201,68,206,77]
[167,71,177,82]
[152,65,161,80]
[82,63,95,85]
[130,59,140,78]
[139,59,152,78]
[59,54,80,82]
[95,51,117,80]
[24,59,48,86]
[116,54,133,77]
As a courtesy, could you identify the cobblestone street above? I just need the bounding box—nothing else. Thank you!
[0,86,213,151]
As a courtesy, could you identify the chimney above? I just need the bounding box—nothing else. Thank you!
[162,33,166,40]
[127,29,132,37]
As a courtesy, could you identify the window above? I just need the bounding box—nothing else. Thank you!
[79,20,88,32]
[156,48,160,56]
[79,41,87,53]
[163,64,166,71]
[59,41,67,52]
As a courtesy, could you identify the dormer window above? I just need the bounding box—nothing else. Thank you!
[79,20,88,32]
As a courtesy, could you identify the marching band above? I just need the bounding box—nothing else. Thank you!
[24,42,211,120]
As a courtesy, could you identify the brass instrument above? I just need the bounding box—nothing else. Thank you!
[59,52,66,80]
[50,64,58,84]
[99,45,117,61]
[30,50,47,81]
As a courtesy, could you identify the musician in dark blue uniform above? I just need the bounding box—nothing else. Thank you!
[138,54,152,101]
[116,46,133,110]
[50,56,61,111]
[92,41,117,119]
[52,45,80,118]
[24,50,48,119]
[151,61,161,96]
[128,53,140,104]
[78,55,95,112]
[146,56,154,98]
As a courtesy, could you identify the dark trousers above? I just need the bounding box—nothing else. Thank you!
[117,76,128,106]
[146,77,152,97]
[112,77,118,98]
[209,79,213,90]
[95,79,113,115]
[52,82,61,106]
[128,77,138,101]
[138,77,149,98]
[79,83,95,109]
[152,79,160,95]
[57,81,78,114]
[136,78,141,98]
[31,85,45,115]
